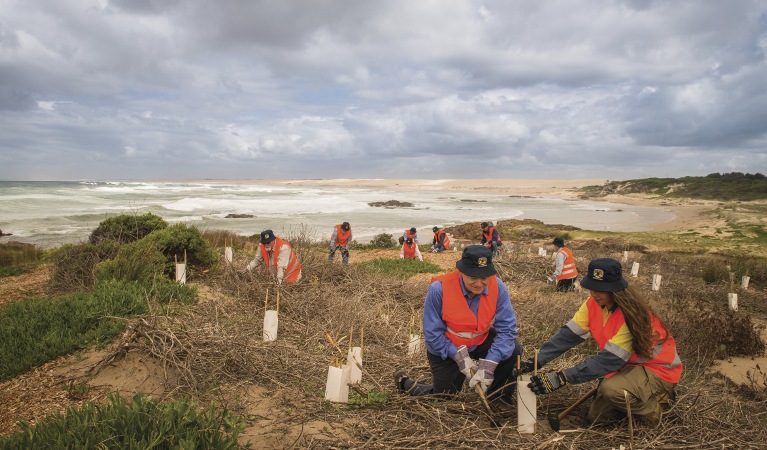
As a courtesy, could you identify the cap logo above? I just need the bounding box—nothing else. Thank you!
[478,257,487,267]
[593,269,604,280]
[264,234,270,239]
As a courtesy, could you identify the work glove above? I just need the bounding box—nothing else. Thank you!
[517,358,541,375]
[452,346,478,380]
[546,276,555,283]
[469,359,498,394]
[528,371,568,396]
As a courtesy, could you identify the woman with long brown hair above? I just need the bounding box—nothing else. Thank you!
[523,258,681,426]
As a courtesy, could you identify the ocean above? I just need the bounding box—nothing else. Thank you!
[0,181,674,249]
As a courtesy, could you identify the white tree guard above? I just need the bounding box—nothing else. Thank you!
[348,347,362,384]
[225,247,233,263]
[652,274,662,291]
[631,262,640,277]
[728,293,738,311]
[175,263,186,284]
[263,310,278,342]
[517,375,536,434]
[407,335,422,356]
[742,276,750,289]
[324,365,350,403]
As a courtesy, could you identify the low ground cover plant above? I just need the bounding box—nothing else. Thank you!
[0,243,45,277]
[356,257,441,279]
[0,278,197,380]
[0,392,245,449]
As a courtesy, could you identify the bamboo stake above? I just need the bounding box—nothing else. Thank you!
[349,325,354,352]
[184,249,187,265]
[624,390,634,449]
[175,254,177,265]
[264,288,269,311]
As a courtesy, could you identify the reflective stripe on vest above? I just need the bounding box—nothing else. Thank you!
[435,230,451,248]
[260,237,302,284]
[432,271,498,347]
[556,247,578,281]
[334,224,351,247]
[483,227,502,243]
[585,297,682,383]
[403,242,417,259]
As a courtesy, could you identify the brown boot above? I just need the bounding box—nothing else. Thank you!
[640,401,662,428]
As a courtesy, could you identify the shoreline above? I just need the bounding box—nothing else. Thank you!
[144,178,715,232]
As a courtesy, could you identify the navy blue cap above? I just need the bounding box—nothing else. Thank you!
[580,258,628,292]
[341,222,350,231]
[456,245,496,277]
[552,237,565,247]
[260,230,276,244]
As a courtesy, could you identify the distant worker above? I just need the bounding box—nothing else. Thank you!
[431,226,451,253]
[547,237,578,291]
[400,237,423,261]
[522,258,681,426]
[246,230,302,285]
[393,245,523,411]
[480,222,502,256]
[328,222,352,266]
[399,227,419,245]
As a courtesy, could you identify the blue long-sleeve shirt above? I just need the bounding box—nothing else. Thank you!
[423,275,517,363]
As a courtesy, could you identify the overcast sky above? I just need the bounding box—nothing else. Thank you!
[1,1,766,181]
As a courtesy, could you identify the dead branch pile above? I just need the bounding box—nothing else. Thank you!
[85,228,767,449]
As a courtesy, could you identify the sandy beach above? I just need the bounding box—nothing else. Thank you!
[158,178,716,232]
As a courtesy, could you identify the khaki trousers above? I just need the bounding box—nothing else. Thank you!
[588,366,674,423]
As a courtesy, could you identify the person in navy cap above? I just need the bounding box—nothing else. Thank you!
[480,222,502,256]
[547,237,579,291]
[328,222,352,266]
[246,230,302,284]
[522,258,681,426]
[431,226,451,253]
[393,245,522,412]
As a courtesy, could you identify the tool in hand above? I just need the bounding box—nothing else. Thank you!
[547,387,598,432]
[469,366,493,414]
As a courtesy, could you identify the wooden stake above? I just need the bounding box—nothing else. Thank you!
[264,288,269,311]
[184,249,187,265]
[349,326,354,352]
[175,254,178,265]
[624,390,634,449]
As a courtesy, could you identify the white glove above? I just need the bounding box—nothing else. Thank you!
[547,276,555,283]
[469,359,498,394]
[452,346,478,380]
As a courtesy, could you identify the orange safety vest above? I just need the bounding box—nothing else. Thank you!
[333,224,351,247]
[586,297,682,384]
[432,271,498,347]
[403,241,418,259]
[405,229,416,240]
[556,247,578,281]
[483,226,502,243]
[434,230,451,248]
[259,237,302,284]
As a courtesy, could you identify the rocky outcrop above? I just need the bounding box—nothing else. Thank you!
[368,200,415,208]
[225,214,255,218]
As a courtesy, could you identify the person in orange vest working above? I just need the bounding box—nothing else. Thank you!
[246,230,302,285]
[400,237,423,261]
[431,226,450,253]
[398,227,419,246]
[523,258,681,426]
[393,245,523,411]
[480,222,502,256]
[328,222,352,266]
[547,237,578,291]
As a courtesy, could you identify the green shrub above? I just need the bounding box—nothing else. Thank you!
[143,223,219,273]
[554,231,572,240]
[0,392,245,449]
[370,233,395,249]
[94,239,166,282]
[0,267,25,277]
[50,240,121,289]
[89,212,168,244]
[356,258,442,279]
[0,279,197,380]
[702,259,728,284]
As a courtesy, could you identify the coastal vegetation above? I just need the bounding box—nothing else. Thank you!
[580,172,767,201]
[1,210,767,448]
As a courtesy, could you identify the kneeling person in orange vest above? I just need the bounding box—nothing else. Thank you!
[246,230,302,285]
[393,245,523,411]
[400,237,423,261]
[480,222,502,256]
[431,226,450,252]
[399,227,419,245]
[547,237,578,292]
[522,258,681,426]
[328,222,352,266]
